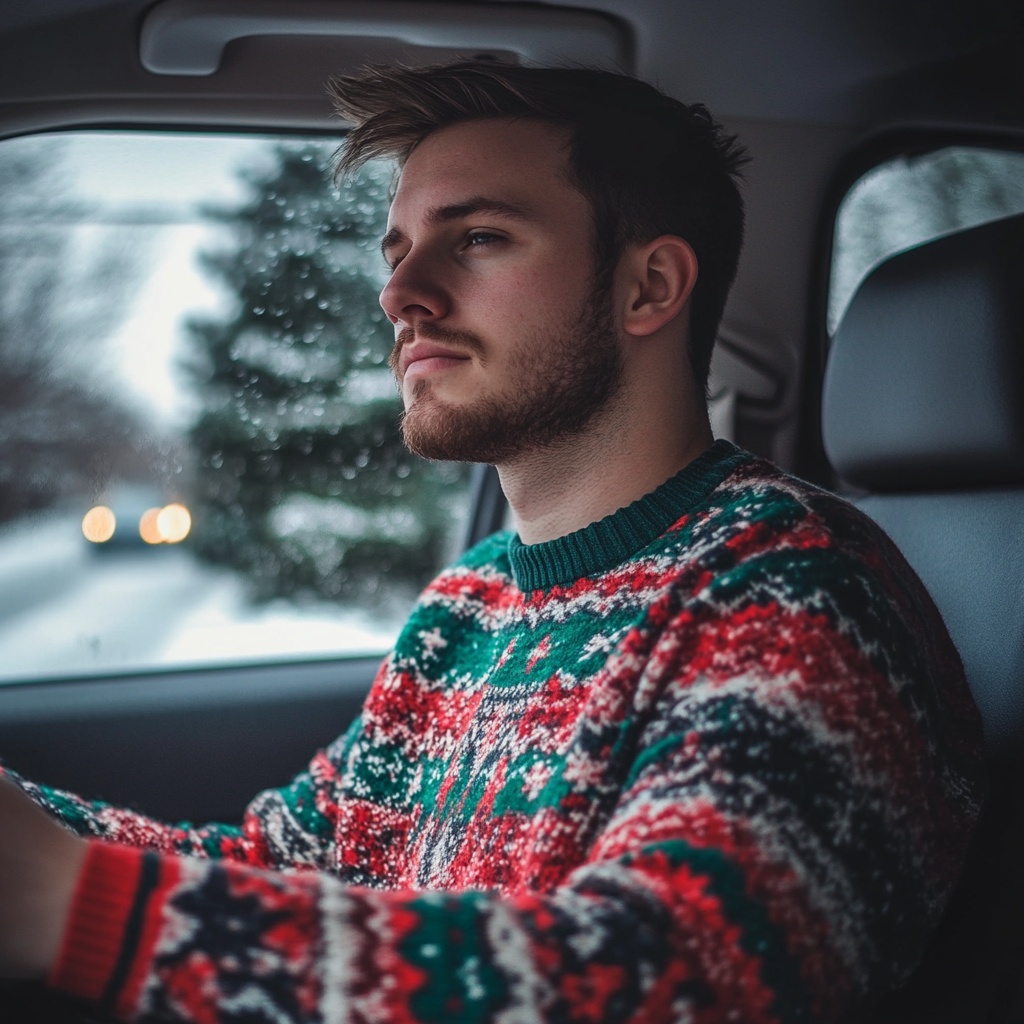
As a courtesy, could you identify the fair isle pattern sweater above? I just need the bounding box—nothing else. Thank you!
[7,441,985,1024]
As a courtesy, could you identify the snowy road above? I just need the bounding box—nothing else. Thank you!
[0,513,399,684]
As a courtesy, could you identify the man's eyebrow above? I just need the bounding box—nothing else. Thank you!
[428,197,535,225]
[380,198,534,259]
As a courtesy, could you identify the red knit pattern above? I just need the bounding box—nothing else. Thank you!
[49,841,143,1002]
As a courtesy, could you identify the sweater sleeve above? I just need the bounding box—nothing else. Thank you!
[2,715,364,867]
[46,585,985,1024]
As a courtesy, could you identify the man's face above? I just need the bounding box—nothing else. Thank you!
[379,117,622,464]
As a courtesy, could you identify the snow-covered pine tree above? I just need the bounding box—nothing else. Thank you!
[187,141,468,608]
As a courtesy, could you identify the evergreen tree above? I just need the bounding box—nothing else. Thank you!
[187,142,467,608]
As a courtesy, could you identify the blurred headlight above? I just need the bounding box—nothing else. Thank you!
[82,506,116,543]
[156,504,191,544]
[139,507,163,545]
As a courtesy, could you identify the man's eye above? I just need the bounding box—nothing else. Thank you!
[465,232,502,248]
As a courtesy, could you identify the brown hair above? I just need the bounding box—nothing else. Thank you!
[328,61,747,390]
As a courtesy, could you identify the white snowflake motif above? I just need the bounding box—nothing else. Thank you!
[417,627,448,661]
[562,750,607,791]
[579,631,615,661]
[521,761,553,800]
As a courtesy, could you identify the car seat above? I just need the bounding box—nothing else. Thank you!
[822,212,1024,1024]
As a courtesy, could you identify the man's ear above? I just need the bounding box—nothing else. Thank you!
[620,236,698,338]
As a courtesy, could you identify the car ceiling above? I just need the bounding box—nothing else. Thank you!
[2,0,1021,123]
[1,0,1022,472]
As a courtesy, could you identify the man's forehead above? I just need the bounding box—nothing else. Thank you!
[387,119,572,225]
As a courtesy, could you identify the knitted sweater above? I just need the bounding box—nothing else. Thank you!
[8,440,984,1024]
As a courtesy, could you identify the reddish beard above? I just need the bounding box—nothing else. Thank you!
[389,290,623,465]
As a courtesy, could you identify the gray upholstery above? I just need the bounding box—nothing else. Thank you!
[823,214,1024,755]
[856,491,1024,755]
[823,213,1024,492]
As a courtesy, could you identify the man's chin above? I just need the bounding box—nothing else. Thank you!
[401,401,525,465]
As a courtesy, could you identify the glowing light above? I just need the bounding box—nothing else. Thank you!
[82,506,116,543]
[156,504,191,544]
[139,508,164,545]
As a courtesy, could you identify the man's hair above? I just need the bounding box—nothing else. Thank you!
[328,61,747,391]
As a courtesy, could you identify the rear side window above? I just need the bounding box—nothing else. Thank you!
[0,131,472,683]
[829,145,1024,336]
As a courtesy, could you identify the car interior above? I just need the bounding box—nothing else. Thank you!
[0,1,1021,1021]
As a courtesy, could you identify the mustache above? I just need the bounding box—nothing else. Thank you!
[388,323,486,374]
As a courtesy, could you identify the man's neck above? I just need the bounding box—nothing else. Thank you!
[499,386,714,546]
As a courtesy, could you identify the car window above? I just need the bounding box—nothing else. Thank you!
[829,145,1024,336]
[0,131,472,683]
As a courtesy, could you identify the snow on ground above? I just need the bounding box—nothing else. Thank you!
[0,512,401,684]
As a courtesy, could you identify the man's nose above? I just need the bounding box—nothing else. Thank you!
[379,248,451,327]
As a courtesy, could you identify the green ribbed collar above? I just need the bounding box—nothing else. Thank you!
[508,439,745,592]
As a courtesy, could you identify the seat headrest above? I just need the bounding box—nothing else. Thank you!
[822,213,1024,491]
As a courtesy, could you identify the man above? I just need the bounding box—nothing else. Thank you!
[0,62,984,1024]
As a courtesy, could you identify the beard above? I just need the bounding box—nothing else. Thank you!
[389,288,623,465]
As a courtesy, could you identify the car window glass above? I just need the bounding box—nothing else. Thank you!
[829,146,1024,335]
[0,131,472,683]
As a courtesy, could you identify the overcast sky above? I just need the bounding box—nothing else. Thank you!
[52,132,345,428]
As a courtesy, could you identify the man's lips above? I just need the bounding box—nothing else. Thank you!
[398,341,472,381]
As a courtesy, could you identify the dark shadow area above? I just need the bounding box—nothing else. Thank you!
[0,981,110,1024]
[870,756,1024,1024]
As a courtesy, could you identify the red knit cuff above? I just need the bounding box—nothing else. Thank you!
[48,840,145,1003]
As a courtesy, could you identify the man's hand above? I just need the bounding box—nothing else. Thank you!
[0,777,86,979]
